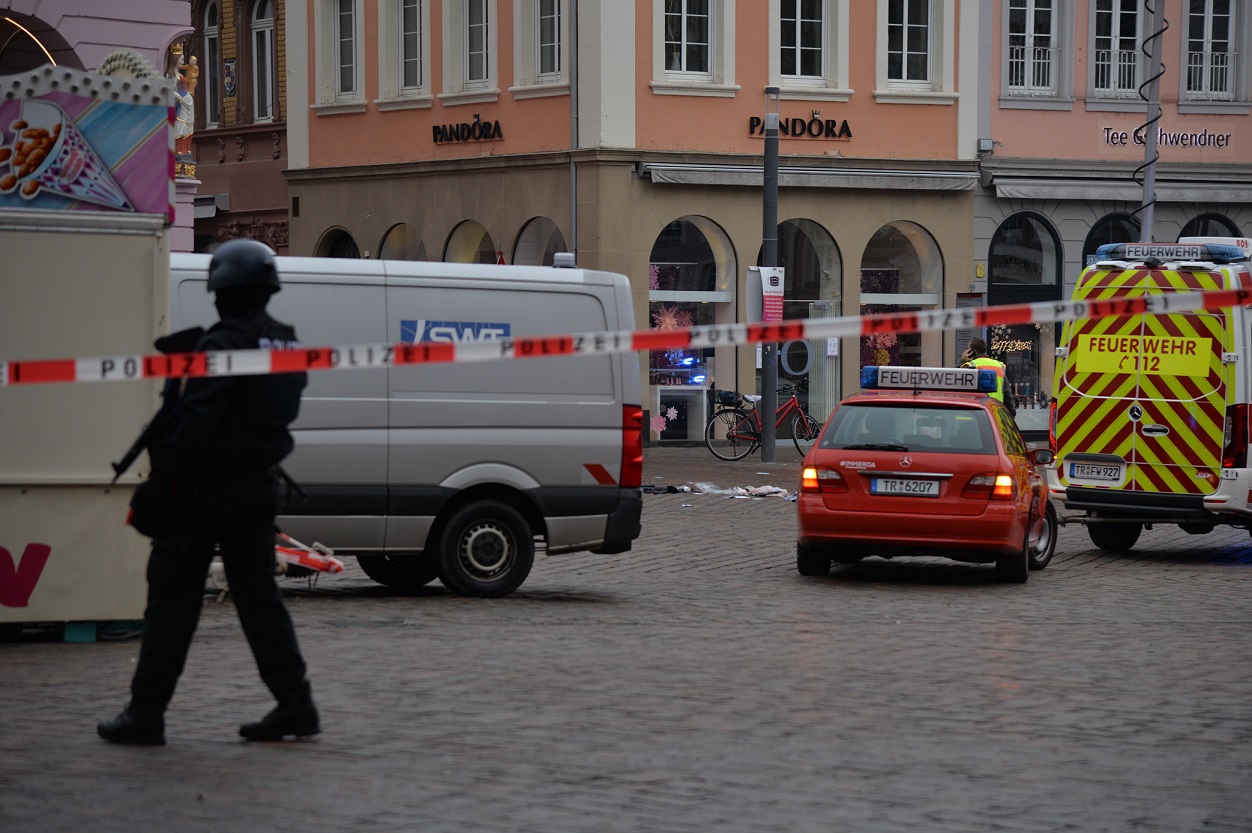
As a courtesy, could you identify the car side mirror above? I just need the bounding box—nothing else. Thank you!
[1031,448,1054,466]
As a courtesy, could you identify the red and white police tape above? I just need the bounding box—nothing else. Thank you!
[4,285,1251,387]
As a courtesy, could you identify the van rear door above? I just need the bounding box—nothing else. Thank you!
[1055,267,1231,498]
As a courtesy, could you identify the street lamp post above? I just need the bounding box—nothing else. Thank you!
[760,86,780,462]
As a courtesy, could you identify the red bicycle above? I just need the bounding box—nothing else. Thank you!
[704,383,821,461]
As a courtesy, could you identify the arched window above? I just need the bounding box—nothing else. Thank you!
[1082,213,1140,266]
[859,222,943,368]
[989,211,1061,289]
[1180,213,1242,240]
[379,223,428,260]
[321,230,361,258]
[253,0,277,121]
[513,217,567,265]
[203,2,222,126]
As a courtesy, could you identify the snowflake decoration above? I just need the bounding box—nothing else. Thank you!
[648,264,661,291]
[651,303,694,331]
[665,406,679,421]
[650,414,668,434]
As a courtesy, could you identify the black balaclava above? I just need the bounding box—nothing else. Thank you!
[214,285,274,320]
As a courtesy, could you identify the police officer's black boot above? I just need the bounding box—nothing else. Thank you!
[239,680,320,741]
[97,705,166,745]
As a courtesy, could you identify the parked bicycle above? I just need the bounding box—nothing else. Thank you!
[704,383,822,461]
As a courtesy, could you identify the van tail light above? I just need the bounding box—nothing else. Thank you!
[963,473,1016,501]
[620,405,643,488]
[801,466,847,494]
[1049,400,1058,455]
[1222,403,1249,469]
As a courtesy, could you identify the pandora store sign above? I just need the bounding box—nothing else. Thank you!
[749,111,853,140]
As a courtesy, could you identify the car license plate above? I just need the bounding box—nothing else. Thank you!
[1069,463,1121,481]
[870,478,939,497]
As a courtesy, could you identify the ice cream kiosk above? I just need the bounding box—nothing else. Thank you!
[0,65,175,637]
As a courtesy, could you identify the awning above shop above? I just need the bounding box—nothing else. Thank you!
[992,177,1252,203]
[636,162,979,191]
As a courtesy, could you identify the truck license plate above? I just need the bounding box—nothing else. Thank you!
[1069,463,1121,481]
[870,478,940,497]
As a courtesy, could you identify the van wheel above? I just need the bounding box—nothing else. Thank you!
[1088,522,1141,552]
[1029,503,1058,571]
[356,554,440,590]
[796,543,831,576]
[438,501,534,597]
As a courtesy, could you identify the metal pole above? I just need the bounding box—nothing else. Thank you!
[1137,0,1167,242]
[760,86,780,462]
[569,0,579,258]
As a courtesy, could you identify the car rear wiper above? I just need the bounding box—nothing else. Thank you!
[842,443,909,451]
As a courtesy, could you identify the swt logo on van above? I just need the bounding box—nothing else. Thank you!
[401,320,511,344]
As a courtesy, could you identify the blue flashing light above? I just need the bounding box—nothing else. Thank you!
[1093,242,1247,265]
[861,365,997,394]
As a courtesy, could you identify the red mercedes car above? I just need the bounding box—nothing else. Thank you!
[796,366,1056,583]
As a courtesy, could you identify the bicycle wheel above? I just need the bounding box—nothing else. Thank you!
[791,412,821,455]
[705,408,756,461]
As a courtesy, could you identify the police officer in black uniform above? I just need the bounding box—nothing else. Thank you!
[99,240,318,745]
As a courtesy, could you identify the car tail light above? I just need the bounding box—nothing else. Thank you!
[1222,403,1249,469]
[963,473,1016,501]
[1049,400,1058,455]
[620,405,643,488]
[801,466,847,494]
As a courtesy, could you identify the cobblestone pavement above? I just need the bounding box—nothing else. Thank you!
[3,446,1252,833]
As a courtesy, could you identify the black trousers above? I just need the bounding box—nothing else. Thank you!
[129,479,307,715]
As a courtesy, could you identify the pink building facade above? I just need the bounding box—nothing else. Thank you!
[283,2,1251,441]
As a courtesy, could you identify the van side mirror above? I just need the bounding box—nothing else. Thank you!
[1031,448,1054,466]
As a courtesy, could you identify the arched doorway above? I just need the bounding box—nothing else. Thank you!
[858,222,943,369]
[379,223,428,260]
[513,216,567,265]
[647,216,735,442]
[1082,213,1141,265]
[755,219,843,421]
[444,220,496,263]
[0,13,84,73]
[1180,213,1242,239]
[317,228,361,258]
[987,211,1064,425]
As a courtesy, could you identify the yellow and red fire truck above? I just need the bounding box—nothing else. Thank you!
[1047,237,1252,551]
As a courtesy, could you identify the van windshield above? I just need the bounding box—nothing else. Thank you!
[822,404,996,454]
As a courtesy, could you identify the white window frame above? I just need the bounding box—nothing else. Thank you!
[1006,0,1055,95]
[1183,0,1233,102]
[440,0,500,105]
[313,0,366,113]
[650,0,738,97]
[767,0,848,101]
[377,0,433,109]
[252,0,276,122]
[511,0,570,99]
[1000,0,1074,110]
[203,2,222,127]
[874,0,955,104]
[1089,0,1141,102]
[1178,0,1251,113]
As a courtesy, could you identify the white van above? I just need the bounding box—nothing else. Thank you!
[169,253,644,596]
[1047,237,1252,551]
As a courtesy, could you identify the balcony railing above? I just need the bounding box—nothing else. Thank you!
[1007,45,1057,95]
[1185,50,1235,101]
[1092,49,1139,98]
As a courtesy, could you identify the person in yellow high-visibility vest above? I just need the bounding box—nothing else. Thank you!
[961,337,1016,415]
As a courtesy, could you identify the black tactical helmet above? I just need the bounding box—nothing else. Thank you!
[207,239,280,294]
